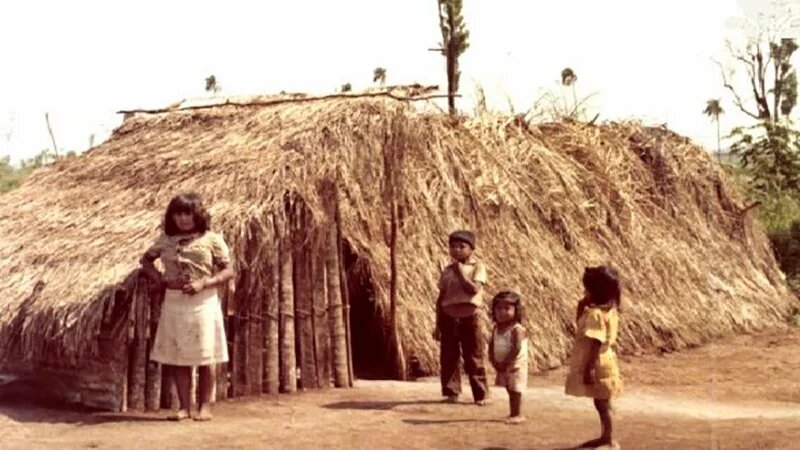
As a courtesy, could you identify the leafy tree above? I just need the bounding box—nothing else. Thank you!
[717,0,800,194]
[373,67,387,86]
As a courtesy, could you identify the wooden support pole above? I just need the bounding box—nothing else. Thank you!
[246,227,264,396]
[335,197,355,387]
[294,209,318,390]
[263,222,281,394]
[145,290,162,410]
[126,289,147,410]
[311,233,330,388]
[328,216,349,388]
[216,287,231,401]
[232,294,248,397]
[279,228,297,393]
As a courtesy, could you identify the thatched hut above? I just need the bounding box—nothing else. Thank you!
[0,93,794,411]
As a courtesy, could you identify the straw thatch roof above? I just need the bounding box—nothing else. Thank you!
[0,93,794,373]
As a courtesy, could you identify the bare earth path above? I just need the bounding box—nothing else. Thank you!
[2,330,800,449]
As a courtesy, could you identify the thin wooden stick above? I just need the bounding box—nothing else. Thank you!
[44,113,59,157]
[116,88,457,115]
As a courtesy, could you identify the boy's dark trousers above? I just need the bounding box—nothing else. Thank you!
[439,313,488,401]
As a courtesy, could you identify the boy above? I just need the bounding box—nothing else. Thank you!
[433,230,489,405]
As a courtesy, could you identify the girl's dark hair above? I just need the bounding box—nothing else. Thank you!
[163,193,211,236]
[490,290,524,323]
[582,266,622,310]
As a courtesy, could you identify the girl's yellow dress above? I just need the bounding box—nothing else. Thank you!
[565,306,623,399]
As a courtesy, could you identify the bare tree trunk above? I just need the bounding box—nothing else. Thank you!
[279,229,296,393]
[716,118,722,162]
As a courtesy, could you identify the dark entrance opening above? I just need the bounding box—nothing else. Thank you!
[342,242,395,380]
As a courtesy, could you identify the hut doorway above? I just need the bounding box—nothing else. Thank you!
[342,243,395,380]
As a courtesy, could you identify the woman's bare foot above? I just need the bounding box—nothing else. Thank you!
[194,404,213,421]
[167,409,190,421]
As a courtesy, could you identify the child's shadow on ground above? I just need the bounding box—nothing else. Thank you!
[323,400,450,411]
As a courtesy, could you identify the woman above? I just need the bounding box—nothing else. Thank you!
[140,193,235,421]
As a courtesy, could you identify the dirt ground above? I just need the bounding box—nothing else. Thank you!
[2,330,800,450]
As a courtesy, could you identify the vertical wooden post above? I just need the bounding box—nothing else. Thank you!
[312,234,331,388]
[294,209,318,390]
[232,288,248,397]
[328,215,349,388]
[335,196,355,387]
[224,271,238,399]
[279,220,297,393]
[145,289,162,410]
[246,225,264,396]
[264,221,281,394]
[216,284,232,401]
[384,113,408,381]
[126,286,147,410]
[388,199,407,380]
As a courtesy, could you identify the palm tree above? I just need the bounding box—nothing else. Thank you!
[205,75,221,94]
[703,99,725,161]
[560,68,578,117]
[373,67,387,86]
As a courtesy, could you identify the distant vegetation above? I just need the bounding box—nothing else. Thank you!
[0,149,73,193]
[711,1,800,294]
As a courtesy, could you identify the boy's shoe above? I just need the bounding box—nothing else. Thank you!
[475,399,489,406]
[443,395,459,403]
[167,409,190,421]
[505,416,525,425]
[194,404,213,421]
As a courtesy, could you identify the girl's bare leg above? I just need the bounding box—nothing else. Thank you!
[578,399,613,447]
[167,365,191,420]
[505,390,525,424]
[595,398,613,444]
[196,365,216,421]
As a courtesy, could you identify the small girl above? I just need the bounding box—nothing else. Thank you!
[488,291,528,424]
[565,266,623,448]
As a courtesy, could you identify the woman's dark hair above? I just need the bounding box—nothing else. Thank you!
[582,266,622,310]
[490,290,524,323]
[163,193,211,236]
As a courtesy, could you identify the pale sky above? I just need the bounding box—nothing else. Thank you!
[0,0,796,163]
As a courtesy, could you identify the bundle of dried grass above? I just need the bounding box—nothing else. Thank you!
[0,93,792,385]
